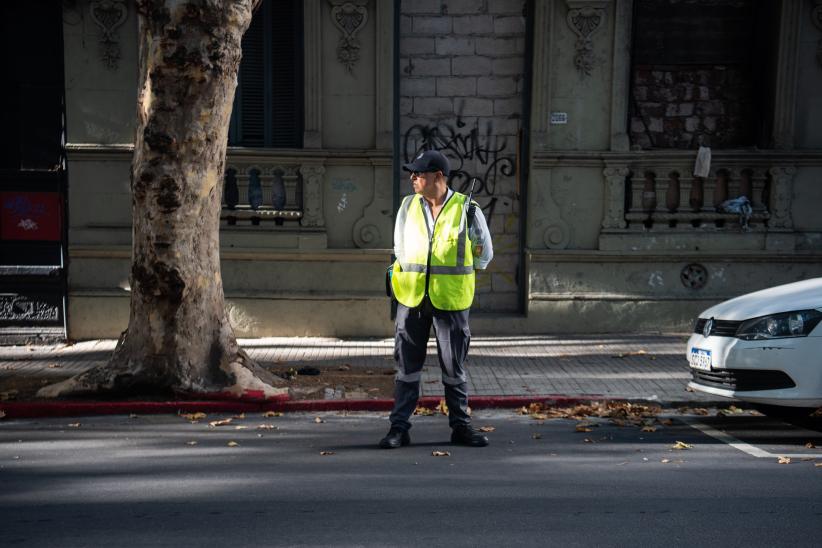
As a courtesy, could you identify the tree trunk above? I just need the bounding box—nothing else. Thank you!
[39,0,285,400]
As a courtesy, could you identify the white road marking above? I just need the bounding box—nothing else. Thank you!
[683,418,816,459]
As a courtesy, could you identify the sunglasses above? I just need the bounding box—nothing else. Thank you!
[410,170,439,178]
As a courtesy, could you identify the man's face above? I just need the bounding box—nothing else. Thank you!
[410,170,438,195]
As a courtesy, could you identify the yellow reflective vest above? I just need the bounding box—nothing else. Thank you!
[391,192,475,311]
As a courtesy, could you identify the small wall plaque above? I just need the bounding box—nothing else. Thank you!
[550,112,568,125]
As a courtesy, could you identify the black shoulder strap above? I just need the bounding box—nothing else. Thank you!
[466,200,478,231]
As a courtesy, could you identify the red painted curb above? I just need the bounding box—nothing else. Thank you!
[0,394,612,419]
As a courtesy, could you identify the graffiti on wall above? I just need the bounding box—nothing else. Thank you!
[402,116,517,220]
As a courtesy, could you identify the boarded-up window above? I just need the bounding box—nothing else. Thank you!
[229,0,303,148]
[629,0,778,150]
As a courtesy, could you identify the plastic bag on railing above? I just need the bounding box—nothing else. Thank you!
[718,196,753,231]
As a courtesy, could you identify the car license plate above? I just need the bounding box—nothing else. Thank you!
[689,348,712,371]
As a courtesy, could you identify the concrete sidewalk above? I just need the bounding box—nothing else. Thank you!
[0,334,720,407]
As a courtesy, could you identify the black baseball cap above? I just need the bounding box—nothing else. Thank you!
[403,150,450,177]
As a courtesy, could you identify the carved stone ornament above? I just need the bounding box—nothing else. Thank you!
[0,295,59,322]
[352,173,392,249]
[329,0,369,73]
[534,174,573,250]
[90,0,128,70]
[813,1,822,68]
[565,1,609,77]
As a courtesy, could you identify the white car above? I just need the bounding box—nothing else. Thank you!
[686,278,822,413]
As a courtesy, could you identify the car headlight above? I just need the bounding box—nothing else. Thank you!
[736,309,822,340]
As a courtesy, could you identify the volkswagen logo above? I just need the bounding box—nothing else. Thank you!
[703,318,714,338]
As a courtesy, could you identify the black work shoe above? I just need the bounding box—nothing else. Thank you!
[379,427,411,449]
[451,425,489,447]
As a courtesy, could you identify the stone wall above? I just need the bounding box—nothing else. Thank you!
[399,0,526,312]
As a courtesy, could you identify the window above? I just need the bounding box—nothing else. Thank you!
[628,0,778,150]
[228,0,304,148]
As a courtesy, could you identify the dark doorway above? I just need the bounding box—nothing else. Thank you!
[0,2,68,343]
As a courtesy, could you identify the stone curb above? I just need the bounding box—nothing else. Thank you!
[0,394,735,420]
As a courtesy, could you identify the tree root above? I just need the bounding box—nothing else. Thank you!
[36,349,287,401]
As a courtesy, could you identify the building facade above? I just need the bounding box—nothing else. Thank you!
[2,0,821,341]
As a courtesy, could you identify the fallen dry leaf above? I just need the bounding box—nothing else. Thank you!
[815,463,822,468]
[262,411,283,418]
[234,426,248,430]
[575,425,593,433]
[641,426,657,433]
[314,417,324,424]
[0,410,6,419]
[129,414,138,419]
[257,424,277,430]
[661,458,671,463]
[233,413,246,420]
[660,419,674,426]
[672,441,692,450]
[777,456,791,464]
[320,451,335,456]
[209,418,233,427]
[531,413,548,420]
[583,438,594,443]
[227,441,239,447]
[186,441,198,446]
[805,442,816,449]
[691,408,709,416]
[181,412,206,421]
[532,433,542,440]
[432,450,450,457]
[479,426,495,433]
[414,406,434,416]
[0,390,19,401]
[47,363,61,369]
[436,399,449,415]
[68,423,81,428]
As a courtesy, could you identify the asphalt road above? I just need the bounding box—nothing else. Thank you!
[1,410,821,547]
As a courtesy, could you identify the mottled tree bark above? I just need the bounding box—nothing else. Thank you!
[39,0,285,399]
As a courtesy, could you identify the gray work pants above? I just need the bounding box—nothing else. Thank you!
[389,298,471,432]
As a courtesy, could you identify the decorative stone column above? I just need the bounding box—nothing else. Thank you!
[299,164,326,227]
[303,0,323,148]
[609,0,632,151]
[374,0,393,150]
[772,1,803,149]
[812,1,822,68]
[767,166,795,230]
[765,165,796,250]
[601,165,629,230]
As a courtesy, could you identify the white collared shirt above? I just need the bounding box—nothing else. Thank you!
[394,188,494,270]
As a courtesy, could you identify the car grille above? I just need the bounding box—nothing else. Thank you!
[693,318,743,337]
[691,368,796,391]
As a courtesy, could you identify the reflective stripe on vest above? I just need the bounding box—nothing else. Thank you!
[391,192,475,310]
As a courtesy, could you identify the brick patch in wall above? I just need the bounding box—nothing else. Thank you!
[400,0,526,313]
[630,65,754,149]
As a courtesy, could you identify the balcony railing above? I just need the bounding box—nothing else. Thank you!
[601,154,795,235]
[624,167,770,231]
[221,164,302,226]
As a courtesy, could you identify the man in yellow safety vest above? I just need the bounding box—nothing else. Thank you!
[379,150,494,449]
